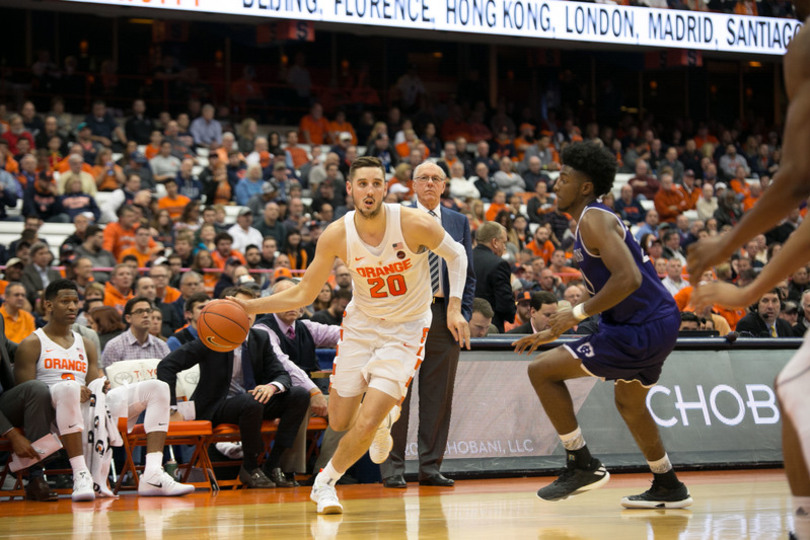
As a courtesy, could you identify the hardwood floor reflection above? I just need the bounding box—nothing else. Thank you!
[0,469,791,539]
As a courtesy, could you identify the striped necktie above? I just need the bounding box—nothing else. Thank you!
[428,210,441,295]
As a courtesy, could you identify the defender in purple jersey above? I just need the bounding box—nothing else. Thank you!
[514,142,691,509]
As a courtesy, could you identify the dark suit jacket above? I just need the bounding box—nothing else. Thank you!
[735,312,794,338]
[472,244,516,332]
[415,204,476,320]
[505,321,533,335]
[0,315,20,434]
[21,264,61,304]
[157,328,291,422]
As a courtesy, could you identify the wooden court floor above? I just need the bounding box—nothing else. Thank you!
[0,469,792,539]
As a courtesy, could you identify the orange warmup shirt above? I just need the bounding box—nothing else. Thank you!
[158,194,191,222]
[1,305,35,344]
[103,222,157,260]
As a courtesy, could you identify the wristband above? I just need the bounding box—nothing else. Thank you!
[572,303,589,322]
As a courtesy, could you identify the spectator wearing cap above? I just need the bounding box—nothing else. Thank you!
[504,290,533,332]
[211,231,246,270]
[213,257,241,299]
[780,300,800,328]
[228,207,264,253]
[23,171,69,223]
[0,258,25,296]
[680,170,701,210]
[247,179,279,217]
[235,163,265,206]
[330,130,354,164]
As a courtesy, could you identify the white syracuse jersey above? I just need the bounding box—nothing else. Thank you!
[35,328,89,387]
[344,203,432,322]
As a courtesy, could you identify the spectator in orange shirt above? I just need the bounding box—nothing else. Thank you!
[285,130,309,169]
[328,110,357,145]
[103,264,135,313]
[55,144,93,175]
[157,178,190,222]
[93,148,126,192]
[484,190,508,222]
[395,129,420,158]
[144,130,162,160]
[526,225,556,265]
[0,282,35,343]
[119,227,160,267]
[299,103,331,145]
[210,231,246,269]
[729,165,751,197]
[103,204,155,260]
[743,181,762,212]
[654,172,688,224]
[680,169,701,210]
[148,264,181,305]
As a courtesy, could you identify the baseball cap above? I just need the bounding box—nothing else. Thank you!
[226,257,242,266]
[261,180,279,194]
[273,267,293,280]
[76,122,90,131]
[684,169,695,177]
[60,244,75,256]
[237,207,252,217]
[339,132,352,141]
[274,162,287,171]
[516,291,532,304]
[4,257,23,268]
[715,182,728,191]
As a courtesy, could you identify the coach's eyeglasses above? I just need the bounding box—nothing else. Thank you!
[414,175,445,184]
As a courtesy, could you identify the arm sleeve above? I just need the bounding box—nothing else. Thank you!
[431,230,468,300]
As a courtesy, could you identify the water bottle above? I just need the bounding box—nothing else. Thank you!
[165,459,178,479]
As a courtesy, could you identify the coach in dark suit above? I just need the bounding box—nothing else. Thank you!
[0,315,56,501]
[735,288,794,338]
[472,221,516,332]
[157,287,309,489]
[381,162,476,489]
[20,242,62,305]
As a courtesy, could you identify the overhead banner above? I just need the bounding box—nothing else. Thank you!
[62,0,801,56]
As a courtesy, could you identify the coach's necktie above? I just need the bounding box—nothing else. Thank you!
[287,326,296,340]
[428,210,441,295]
[241,343,256,391]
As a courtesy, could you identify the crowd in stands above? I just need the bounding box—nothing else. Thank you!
[0,65,807,347]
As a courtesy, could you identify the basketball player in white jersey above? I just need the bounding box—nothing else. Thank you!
[231,156,470,514]
[689,3,810,536]
[15,280,194,501]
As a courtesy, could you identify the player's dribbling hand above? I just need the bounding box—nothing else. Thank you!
[448,312,471,350]
[226,295,250,313]
[513,329,558,355]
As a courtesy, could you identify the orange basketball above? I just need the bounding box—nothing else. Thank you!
[198,299,250,352]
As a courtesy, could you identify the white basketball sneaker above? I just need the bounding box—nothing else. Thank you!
[138,469,195,497]
[72,470,95,502]
[369,405,400,464]
[310,482,343,515]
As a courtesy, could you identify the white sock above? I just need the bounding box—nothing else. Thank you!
[647,454,672,474]
[795,496,810,540]
[144,452,163,479]
[315,461,343,487]
[559,427,585,451]
[70,455,89,476]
